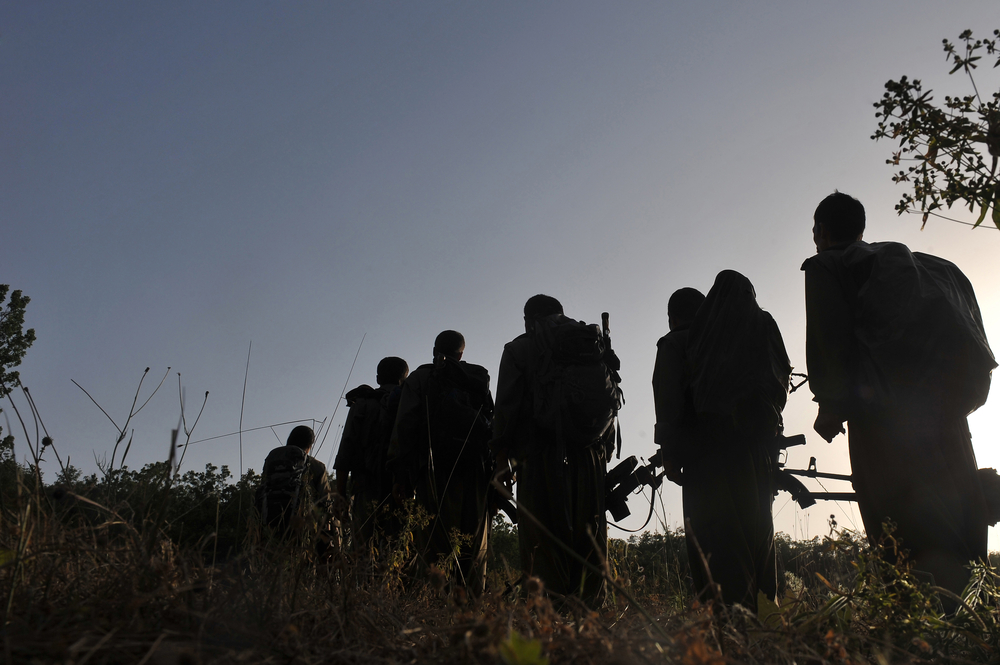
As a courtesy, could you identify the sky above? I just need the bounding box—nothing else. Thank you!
[4,1,1000,546]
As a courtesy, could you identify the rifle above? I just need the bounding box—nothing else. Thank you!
[602,312,624,459]
[605,432,856,525]
[605,451,664,522]
[491,486,518,524]
[772,433,857,506]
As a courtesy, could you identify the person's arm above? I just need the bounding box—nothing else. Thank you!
[652,333,690,484]
[491,342,527,465]
[332,404,364,496]
[804,259,855,441]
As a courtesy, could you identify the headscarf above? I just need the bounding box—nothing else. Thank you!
[687,270,791,431]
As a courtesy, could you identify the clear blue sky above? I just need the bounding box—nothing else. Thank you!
[4,1,1000,545]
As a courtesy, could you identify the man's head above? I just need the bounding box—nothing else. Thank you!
[433,330,465,362]
[523,294,563,333]
[376,356,409,386]
[287,425,315,452]
[813,191,865,251]
[667,287,705,331]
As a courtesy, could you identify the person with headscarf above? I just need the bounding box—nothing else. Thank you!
[654,272,791,610]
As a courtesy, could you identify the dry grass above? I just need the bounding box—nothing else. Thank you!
[5,458,1000,665]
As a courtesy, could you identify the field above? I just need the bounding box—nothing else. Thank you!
[4,444,1000,665]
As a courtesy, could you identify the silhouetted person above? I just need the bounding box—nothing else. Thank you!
[258,425,337,553]
[654,273,790,611]
[387,331,493,594]
[334,356,409,554]
[492,295,620,608]
[804,191,994,595]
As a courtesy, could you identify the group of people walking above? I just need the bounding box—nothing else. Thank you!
[258,191,996,612]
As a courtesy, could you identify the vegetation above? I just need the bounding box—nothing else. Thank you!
[0,285,35,399]
[4,446,1000,664]
[872,29,1000,229]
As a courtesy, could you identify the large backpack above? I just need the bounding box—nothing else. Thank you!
[362,386,402,499]
[424,359,493,477]
[531,315,623,447]
[257,445,308,531]
[840,242,996,414]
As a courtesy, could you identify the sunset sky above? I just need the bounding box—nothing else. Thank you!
[4,1,1000,546]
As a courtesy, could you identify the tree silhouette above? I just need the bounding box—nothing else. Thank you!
[0,285,35,397]
[872,29,1000,229]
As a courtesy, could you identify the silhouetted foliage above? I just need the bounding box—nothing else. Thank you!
[0,285,35,398]
[873,29,1000,228]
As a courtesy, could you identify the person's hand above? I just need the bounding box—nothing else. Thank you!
[493,450,515,490]
[392,482,412,505]
[663,458,683,486]
[814,411,846,442]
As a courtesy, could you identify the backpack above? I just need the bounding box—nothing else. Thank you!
[257,445,308,531]
[361,386,402,499]
[531,315,623,446]
[424,359,493,476]
[840,242,996,414]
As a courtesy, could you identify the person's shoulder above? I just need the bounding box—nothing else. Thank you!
[656,328,687,349]
[345,383,381,407]
[265,445,305,465]
[501,332,536,357]
[801,240,868,272]
[459,360,491,385]
[505,331,532,347]
[307,455,327,474]
[408,364,434,379]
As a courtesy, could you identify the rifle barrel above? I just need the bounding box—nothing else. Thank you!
[806,492,857,502]
[785,469,854,482]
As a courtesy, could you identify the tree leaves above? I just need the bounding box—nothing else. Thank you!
[0,285,36,397]
[872,29,1000,229]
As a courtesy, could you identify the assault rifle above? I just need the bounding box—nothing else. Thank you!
[602,311,625,460]
[773,433,857,505]
[604,432,856,523]
[605,451,664,522]
[493,489,518,524]
[771,434,816,509]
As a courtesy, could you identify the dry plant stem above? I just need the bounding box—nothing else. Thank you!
[5,502,33,617]
[18,386,40,456]
[490,478,672,643]
[238,340,251,479]
[118,431,134,469]
[5,389,40,476]
[175,373,209,472]
[316,333,365,459]
[135,632,169,665]
[75,628,119,665]
[71,379,122,435]
[72,367,171,472]
[112,367,150,468]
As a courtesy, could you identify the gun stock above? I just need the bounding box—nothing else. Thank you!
[774,468,817,509]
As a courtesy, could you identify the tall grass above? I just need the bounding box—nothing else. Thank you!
[6,439,1000,664]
